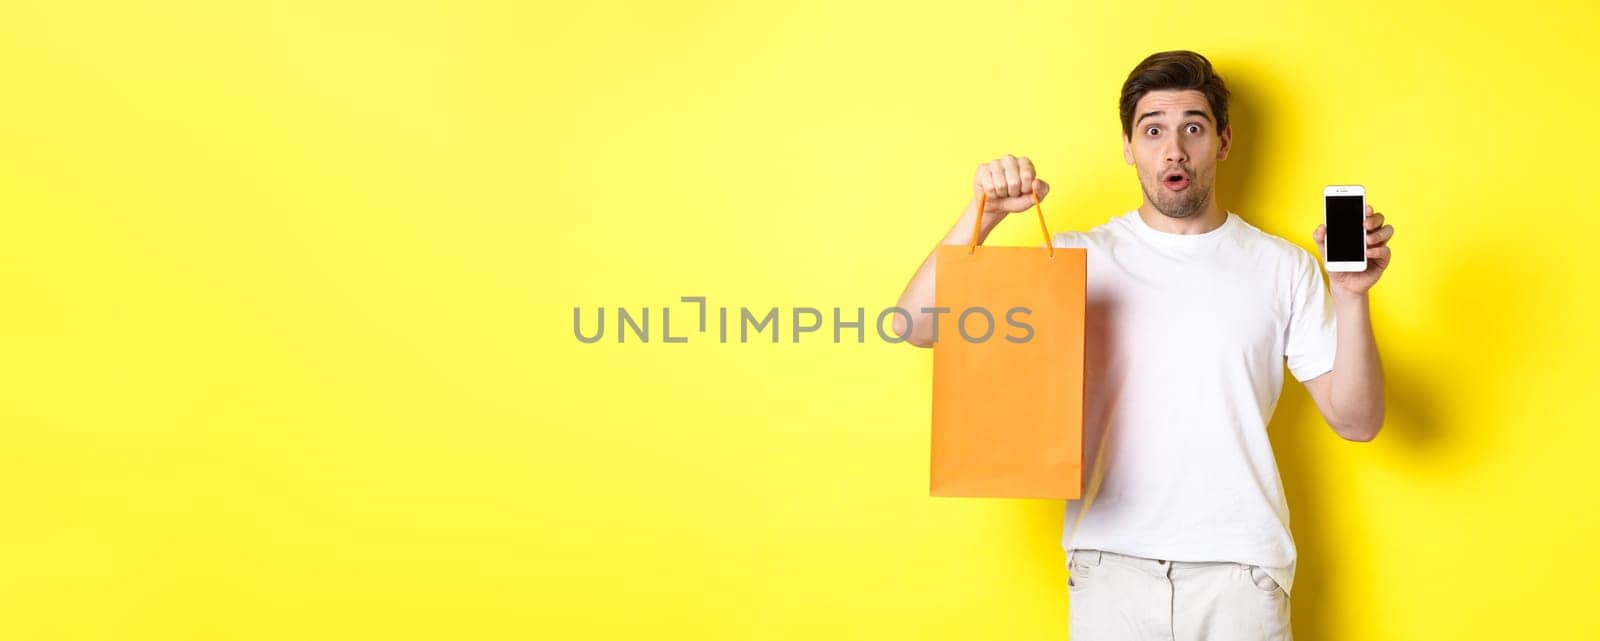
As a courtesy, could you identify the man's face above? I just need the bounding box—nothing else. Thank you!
[1123,89,1231,220]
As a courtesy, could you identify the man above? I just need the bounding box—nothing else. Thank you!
[892,50,1393,639]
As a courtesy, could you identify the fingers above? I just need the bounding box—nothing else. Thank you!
[976,163,996,199]
[1317,205,1394,265]
[1001,155,1021,197]
[978,163,1006,201]
[982,159,1003,199]
[980,160,1006,200]
[1018,157,1036,196]
[1363,203,1394,247]
[974,155,1043,206]
[1368,224,1395,246]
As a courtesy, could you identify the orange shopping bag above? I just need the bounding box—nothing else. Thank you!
[930,192,1085,499]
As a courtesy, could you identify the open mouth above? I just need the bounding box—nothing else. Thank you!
[1162,172,1190,191]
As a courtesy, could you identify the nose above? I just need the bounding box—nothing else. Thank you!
[1163,139,1188,165]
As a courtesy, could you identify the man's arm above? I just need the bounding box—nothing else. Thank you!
[893,155,1051,347]
[1303,290,1384,441]
[1304,204,1395,441]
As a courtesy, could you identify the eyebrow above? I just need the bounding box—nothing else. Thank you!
[1135,109,1214,126]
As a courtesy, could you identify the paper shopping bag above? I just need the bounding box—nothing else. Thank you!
[930,192,1084,499]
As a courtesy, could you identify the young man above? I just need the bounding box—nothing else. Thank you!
[892,50,1394,639]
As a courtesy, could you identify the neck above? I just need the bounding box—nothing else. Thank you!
[1137,194,1227,235]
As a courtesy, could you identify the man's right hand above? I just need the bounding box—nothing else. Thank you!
[892,154,1055,347]
[976,154,1051,220]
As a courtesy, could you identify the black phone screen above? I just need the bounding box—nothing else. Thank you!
[1325,195,1365,262]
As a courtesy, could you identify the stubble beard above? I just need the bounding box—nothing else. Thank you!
[1142,177,1212,220]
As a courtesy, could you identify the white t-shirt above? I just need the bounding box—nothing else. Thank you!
[1051,209,1338,597]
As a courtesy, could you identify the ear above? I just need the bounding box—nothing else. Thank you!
[1123,134,1134,165]
[1216,124,1232,162]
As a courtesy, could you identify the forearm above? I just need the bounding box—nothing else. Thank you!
[893,198,1004,347]
[1327,290,1386,440]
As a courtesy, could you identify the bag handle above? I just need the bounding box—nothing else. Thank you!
[970,190,1054,257]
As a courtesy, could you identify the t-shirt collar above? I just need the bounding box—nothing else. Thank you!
[1124,209,1237,243]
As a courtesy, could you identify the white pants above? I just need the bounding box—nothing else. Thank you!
[1067,549,1292,641]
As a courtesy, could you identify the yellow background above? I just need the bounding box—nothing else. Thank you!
[3,1,1598,639]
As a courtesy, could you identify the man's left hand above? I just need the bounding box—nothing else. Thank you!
[1314,203,1394,295]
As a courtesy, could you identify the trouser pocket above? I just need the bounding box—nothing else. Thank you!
[1068,549,1101,591]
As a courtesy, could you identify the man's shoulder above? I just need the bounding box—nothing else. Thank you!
[1051,211,1132,248]
[1229,214,1318,266]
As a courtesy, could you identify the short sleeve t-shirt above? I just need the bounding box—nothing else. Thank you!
[1052,209,1338,596]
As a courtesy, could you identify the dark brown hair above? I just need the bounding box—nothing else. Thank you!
[1119,51,1230,140]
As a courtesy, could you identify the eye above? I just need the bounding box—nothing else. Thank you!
[1145,126,1160,137]
[1185,123,1202,134]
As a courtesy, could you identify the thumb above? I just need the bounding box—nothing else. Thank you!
[1033,178,1051,200]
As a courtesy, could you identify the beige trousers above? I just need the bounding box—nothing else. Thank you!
[1067,549,1292,641]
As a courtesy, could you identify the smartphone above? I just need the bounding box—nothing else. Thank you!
[1323,185,1367,272]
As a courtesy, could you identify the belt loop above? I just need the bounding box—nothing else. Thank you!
[1084,550,1102,566]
